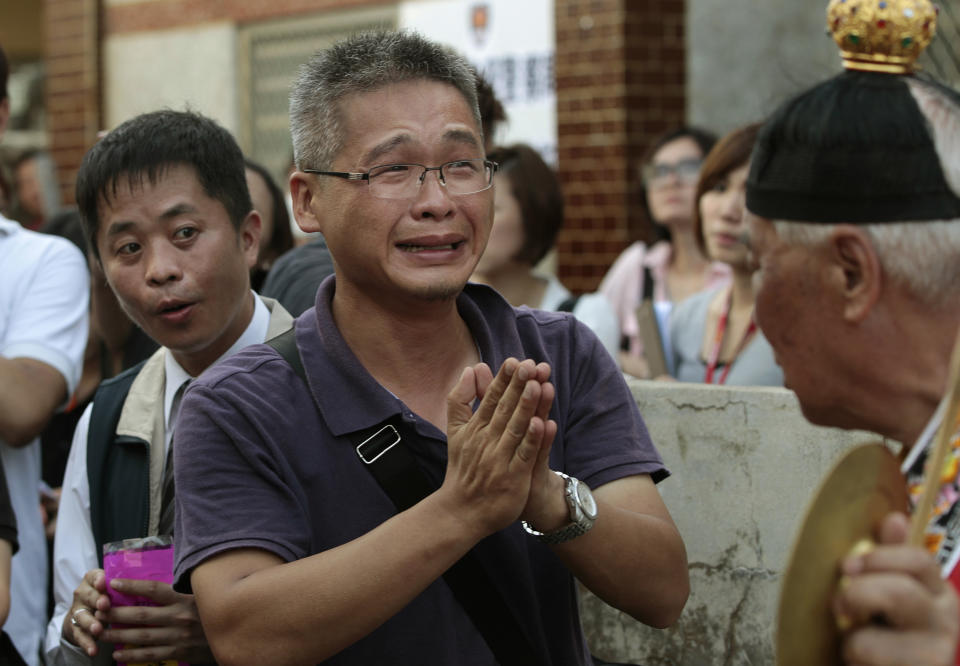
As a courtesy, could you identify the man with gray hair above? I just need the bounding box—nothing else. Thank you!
[746,11,960,663]
[171,30,688,665]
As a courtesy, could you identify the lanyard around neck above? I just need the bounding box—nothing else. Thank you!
[704,289,757,385]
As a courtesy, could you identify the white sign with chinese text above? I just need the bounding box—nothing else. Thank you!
[399,0,556,164]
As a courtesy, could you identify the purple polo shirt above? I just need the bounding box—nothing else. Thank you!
[173,277,666,666]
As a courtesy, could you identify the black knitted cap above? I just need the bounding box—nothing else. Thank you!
[746,70,960,223]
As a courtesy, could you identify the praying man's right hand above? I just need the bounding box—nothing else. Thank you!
[442,357,557,538]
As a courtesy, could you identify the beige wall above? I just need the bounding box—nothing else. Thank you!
[104,22,239,132]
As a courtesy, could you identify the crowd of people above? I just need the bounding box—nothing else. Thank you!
[0,2,959,664]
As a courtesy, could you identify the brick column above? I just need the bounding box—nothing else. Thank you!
[554,0,686,292]
[45,0,101,207]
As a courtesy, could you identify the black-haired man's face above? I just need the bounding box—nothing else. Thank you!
[96,165,261,376]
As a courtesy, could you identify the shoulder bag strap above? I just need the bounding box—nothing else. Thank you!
[265,328,546,666]
[641,265,655,302]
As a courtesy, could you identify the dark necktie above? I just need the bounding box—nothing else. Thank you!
[158,380,189,535]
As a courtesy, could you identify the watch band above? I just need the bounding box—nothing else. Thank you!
[522,519,592,545]
[521,471,597,544]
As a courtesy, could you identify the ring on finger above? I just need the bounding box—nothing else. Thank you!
[71,608,92,626]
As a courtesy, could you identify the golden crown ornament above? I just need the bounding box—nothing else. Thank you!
[827,0,939,74]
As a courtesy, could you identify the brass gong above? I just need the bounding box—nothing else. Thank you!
[776,443,909,666]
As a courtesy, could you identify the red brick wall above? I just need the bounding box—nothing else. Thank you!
[554,0,686,292]
[45,0,101,206]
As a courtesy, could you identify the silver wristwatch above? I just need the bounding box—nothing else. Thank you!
[522,471,598,544]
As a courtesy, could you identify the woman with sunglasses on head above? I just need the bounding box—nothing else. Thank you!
[600,127,730,379]
[668,122,783,387]
[471,143,620,361]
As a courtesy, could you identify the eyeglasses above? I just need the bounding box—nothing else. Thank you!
[303,159,499,200]
[642,158,703,186]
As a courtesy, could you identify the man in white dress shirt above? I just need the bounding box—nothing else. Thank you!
[44,109,292,665]
[0,42,90,666]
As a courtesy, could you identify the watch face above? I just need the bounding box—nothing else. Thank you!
[577,483,598,520]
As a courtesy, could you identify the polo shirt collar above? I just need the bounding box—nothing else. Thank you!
[300,276,523,438]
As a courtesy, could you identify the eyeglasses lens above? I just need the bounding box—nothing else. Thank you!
[368,160,493,199]
[645,158,702,185]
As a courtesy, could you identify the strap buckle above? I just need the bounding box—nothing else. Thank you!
[356,424,401,464]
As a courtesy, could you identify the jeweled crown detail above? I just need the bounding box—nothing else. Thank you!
[827,0,939,74]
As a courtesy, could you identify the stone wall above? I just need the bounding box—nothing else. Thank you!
[686,0,839,135]
[581,380,889,666]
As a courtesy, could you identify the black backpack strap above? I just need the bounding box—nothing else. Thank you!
[266,328,305,381]
[265,328,546,666]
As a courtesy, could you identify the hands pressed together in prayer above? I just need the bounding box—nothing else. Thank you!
[835,512,960,666]
[442,357,569,540]
[64,568,214,664]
